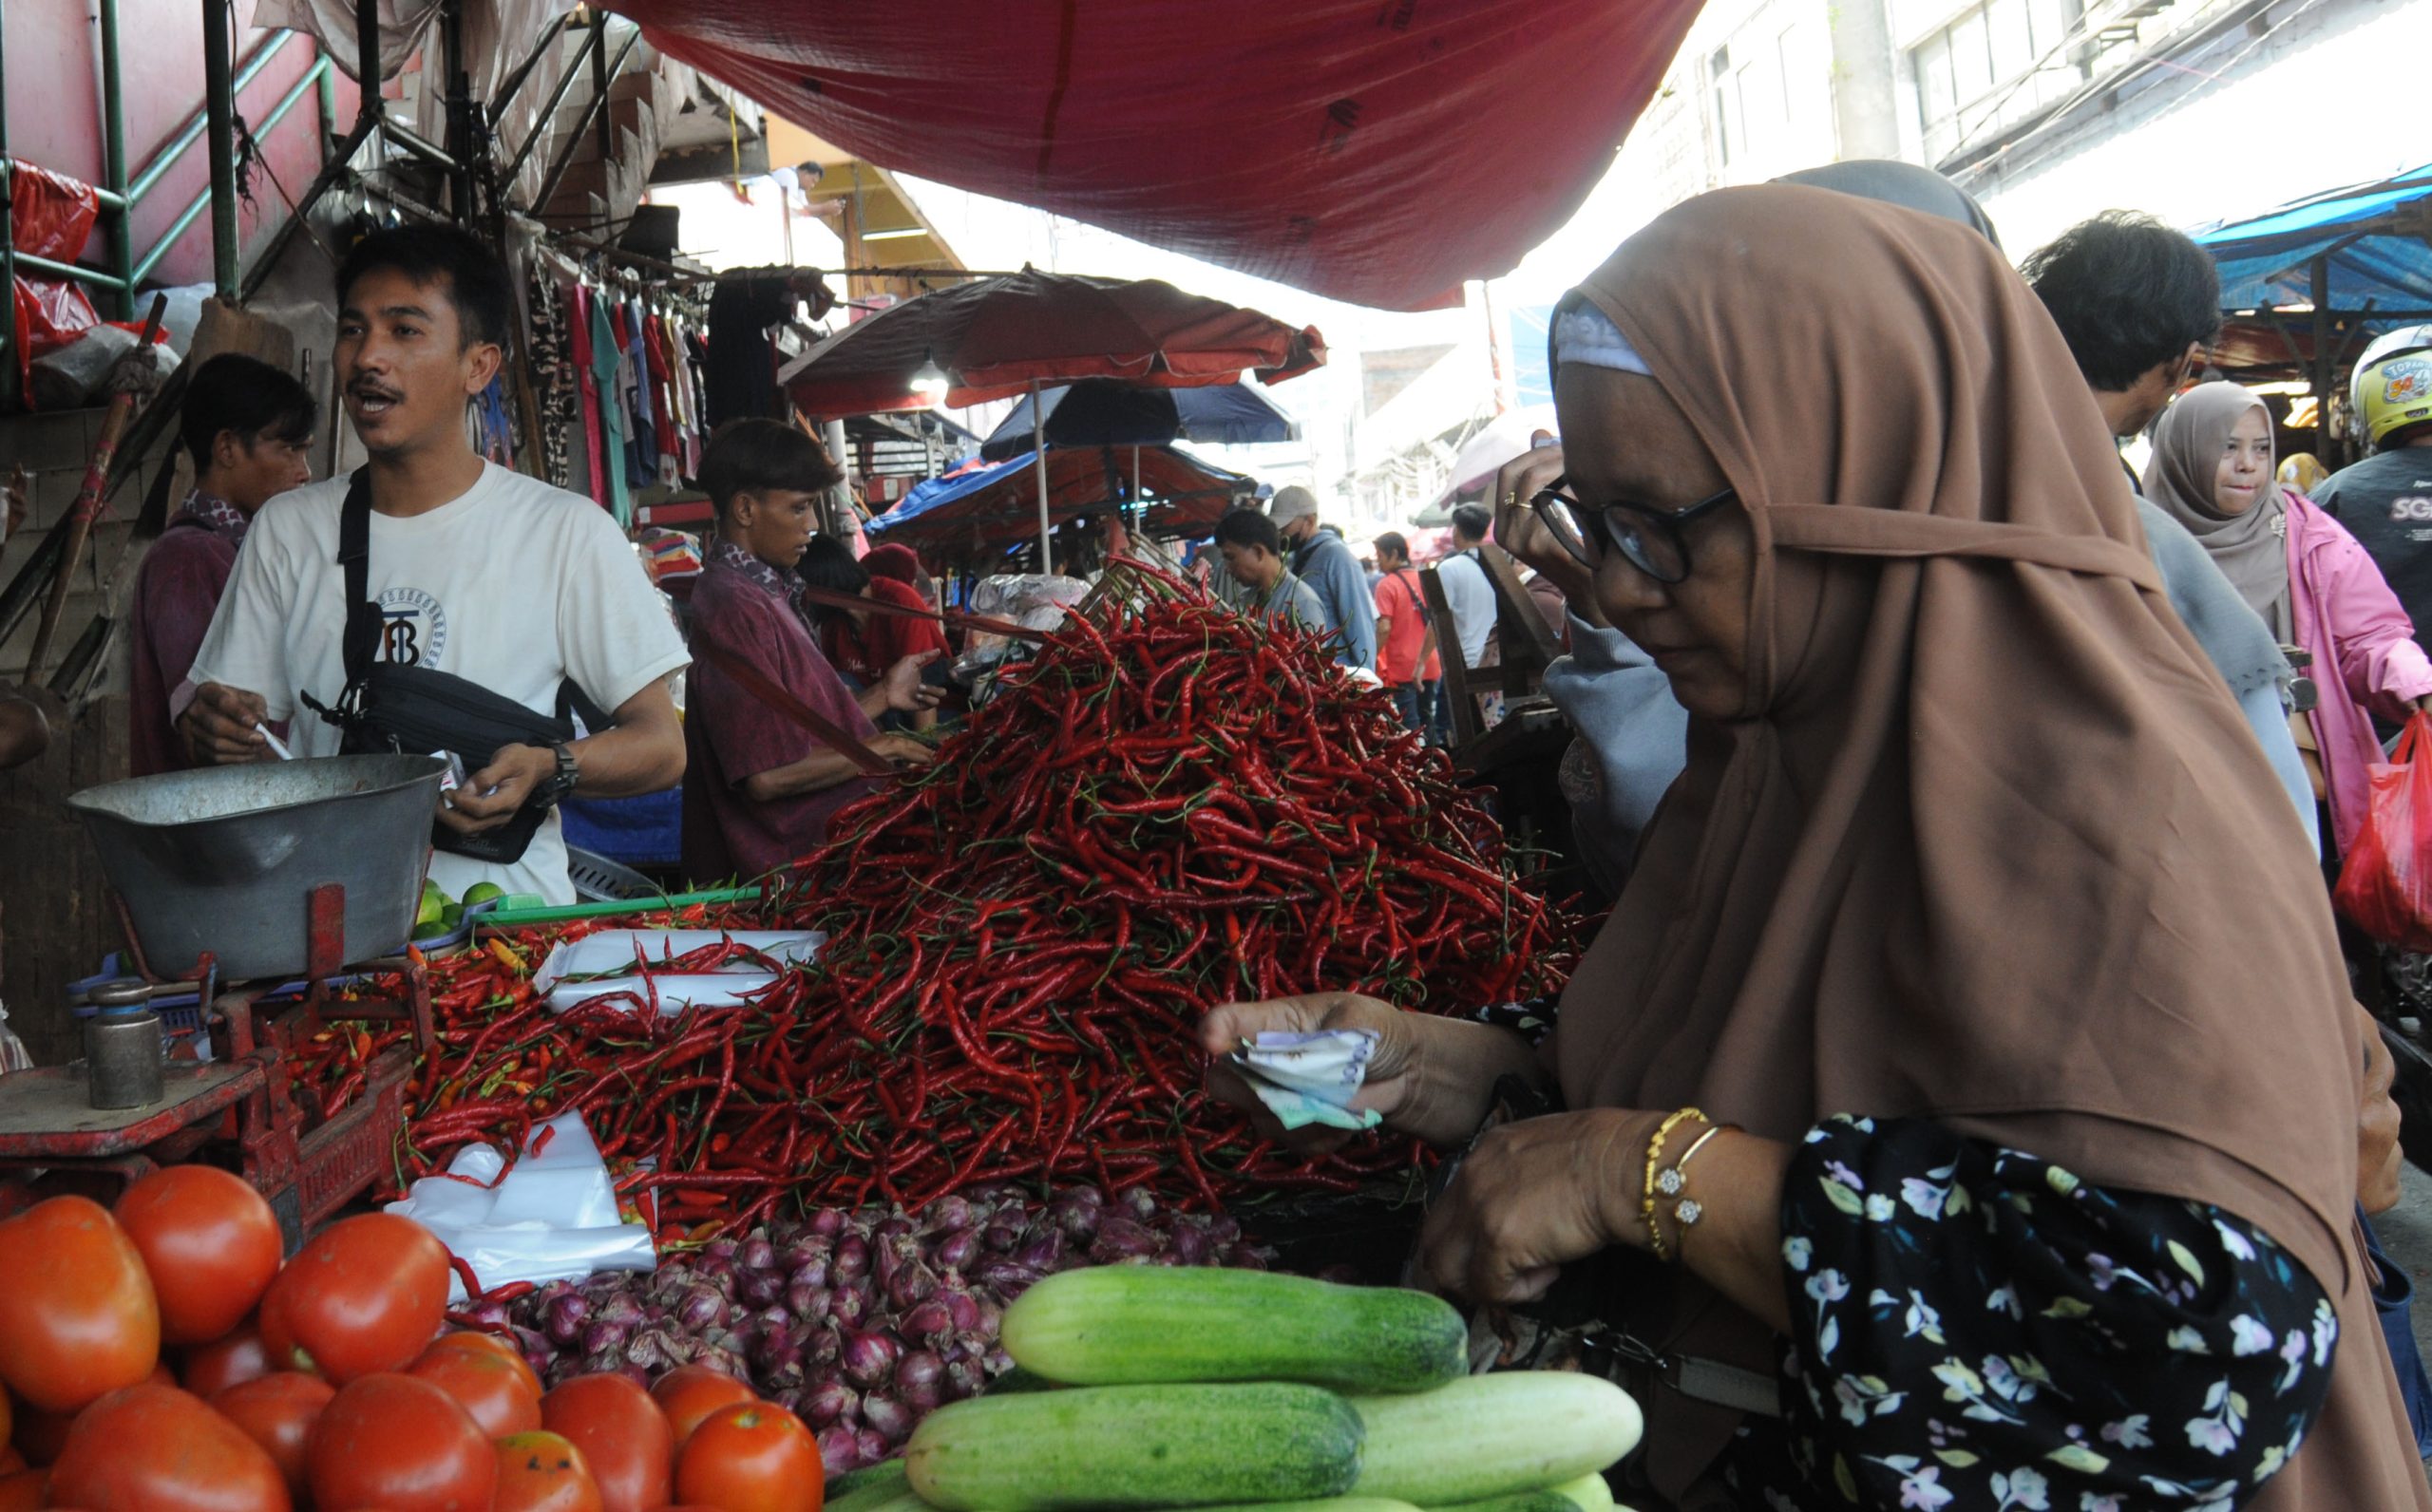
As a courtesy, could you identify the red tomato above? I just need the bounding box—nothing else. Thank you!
[13,1360,175,1470]
[408,1342,542,1437]
[0,1198,161,1412]
[424,1331,545,1400]
[649,1366,757,1452]
[48,1383,291,1512]
[0,1448,17,1474]
[258,1214,448,1382]
[308,1372,496,1512]
[541,1374,673,1512]
[111,1166,283,1346]
[494,1431,604,1512]
[210,1371,335,1503]
[180,1320,272,1397]
[0,1468,42,1512]
[10,1401,70,1468]
[673,1404,821,1512]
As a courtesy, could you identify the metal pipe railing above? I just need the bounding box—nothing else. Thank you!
[529,20,639,218]
[140,55,330,288]
[501,20,598,185]
[487,12,573,127]
[126,29,298,206]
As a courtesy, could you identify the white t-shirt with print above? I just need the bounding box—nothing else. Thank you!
[190,461,690,905]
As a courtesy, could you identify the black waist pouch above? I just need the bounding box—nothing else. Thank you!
[302,468,584,865]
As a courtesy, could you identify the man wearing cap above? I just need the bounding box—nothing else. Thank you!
[1267,485,1377,671]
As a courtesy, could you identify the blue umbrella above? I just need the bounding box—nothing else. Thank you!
[979,378,1300,462]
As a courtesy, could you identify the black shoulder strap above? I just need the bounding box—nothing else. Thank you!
[337,466,379,685]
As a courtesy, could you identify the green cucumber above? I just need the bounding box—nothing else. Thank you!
[826,1461,910,1512]
[1187,1502,1421,1512]
[1349,1373,1643,1504]
[906,1382,1364,1511]
[1423,1496,1573,1512]
[1001,1266,1466,1393]
[1424,1473,1618,1512]
[1548,1474,1615,1512]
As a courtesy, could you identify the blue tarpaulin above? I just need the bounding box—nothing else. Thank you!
[2191,163,2432,314]
[867,444,1252,559]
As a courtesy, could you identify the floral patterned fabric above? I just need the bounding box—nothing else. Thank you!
[1734,1115,2334,1511]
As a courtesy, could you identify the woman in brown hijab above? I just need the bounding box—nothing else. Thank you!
[1205,186,2426,1510]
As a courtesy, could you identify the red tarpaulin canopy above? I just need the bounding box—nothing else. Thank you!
[603,1,1703,312]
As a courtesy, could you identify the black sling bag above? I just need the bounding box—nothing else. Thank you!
[302,467,597,864]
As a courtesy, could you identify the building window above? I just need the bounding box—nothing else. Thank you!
[1706,13,1809,180]
[1910,0,2090,162]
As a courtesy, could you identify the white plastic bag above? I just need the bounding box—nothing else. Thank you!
[532,929,825,1016]
[387,1111,656,1299]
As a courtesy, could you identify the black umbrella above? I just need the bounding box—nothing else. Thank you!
[979,378,1300,462]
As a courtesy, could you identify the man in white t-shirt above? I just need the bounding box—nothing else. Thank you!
[180,225,689,904]
[1433,503,1497,669]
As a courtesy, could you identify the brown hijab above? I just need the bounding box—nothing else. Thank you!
[1549,185,2422,1508]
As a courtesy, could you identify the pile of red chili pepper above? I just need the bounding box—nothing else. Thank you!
[294,562,1583,1238]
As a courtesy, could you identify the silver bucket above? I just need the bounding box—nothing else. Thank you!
[66,754,447,981]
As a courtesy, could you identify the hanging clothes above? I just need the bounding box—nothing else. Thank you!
[526,268,579,490]
[586,286,635,526]
[622,297,656,489]
[567,281,607,508]
[470,373,516,464]
[643,308,679,487]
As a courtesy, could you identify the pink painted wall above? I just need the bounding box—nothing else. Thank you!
[7,0,366,294]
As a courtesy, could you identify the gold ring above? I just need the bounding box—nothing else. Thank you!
[1502,490,1517,506]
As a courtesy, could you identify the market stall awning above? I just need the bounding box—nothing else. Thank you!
[598,0,1703,312]
[869,445,1250,559]
[2191,163,2432,314]
[979,380,1299,462]
[779,268,1323,416]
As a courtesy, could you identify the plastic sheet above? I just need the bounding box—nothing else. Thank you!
[532,928,826,1015]
[609,0,1703,311]
[387,1111,657,1298]
[953,573,1091,678]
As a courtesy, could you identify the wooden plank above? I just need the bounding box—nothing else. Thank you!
[1419,565,1481,747]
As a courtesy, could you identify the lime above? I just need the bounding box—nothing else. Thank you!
[441,901,464,930]
[463,881,506,908]
[415,880,447,929]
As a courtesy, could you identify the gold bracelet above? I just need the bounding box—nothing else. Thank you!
[1639,1106,1708,1261]
[1658,1122,1737,1256]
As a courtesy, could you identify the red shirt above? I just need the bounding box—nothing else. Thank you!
[682,560,880,880]
[822,576,949,686]
[1373,567,1441,686]
[129,520,240,777]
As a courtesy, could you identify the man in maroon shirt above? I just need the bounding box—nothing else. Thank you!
[682,420,940,881]
[128,353,314,775]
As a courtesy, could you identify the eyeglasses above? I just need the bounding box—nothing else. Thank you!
[1530,477,1738,583]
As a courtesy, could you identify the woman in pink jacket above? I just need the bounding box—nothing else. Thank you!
[2146,380,2432,857]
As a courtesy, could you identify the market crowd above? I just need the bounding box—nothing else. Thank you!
[134,164,2432,1507]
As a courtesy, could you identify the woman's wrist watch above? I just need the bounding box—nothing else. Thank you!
[529,741,580,807]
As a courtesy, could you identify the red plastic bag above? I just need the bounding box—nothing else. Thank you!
[8,159,103,404]
[2335,711,2432,950]
[9,159,99,261]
